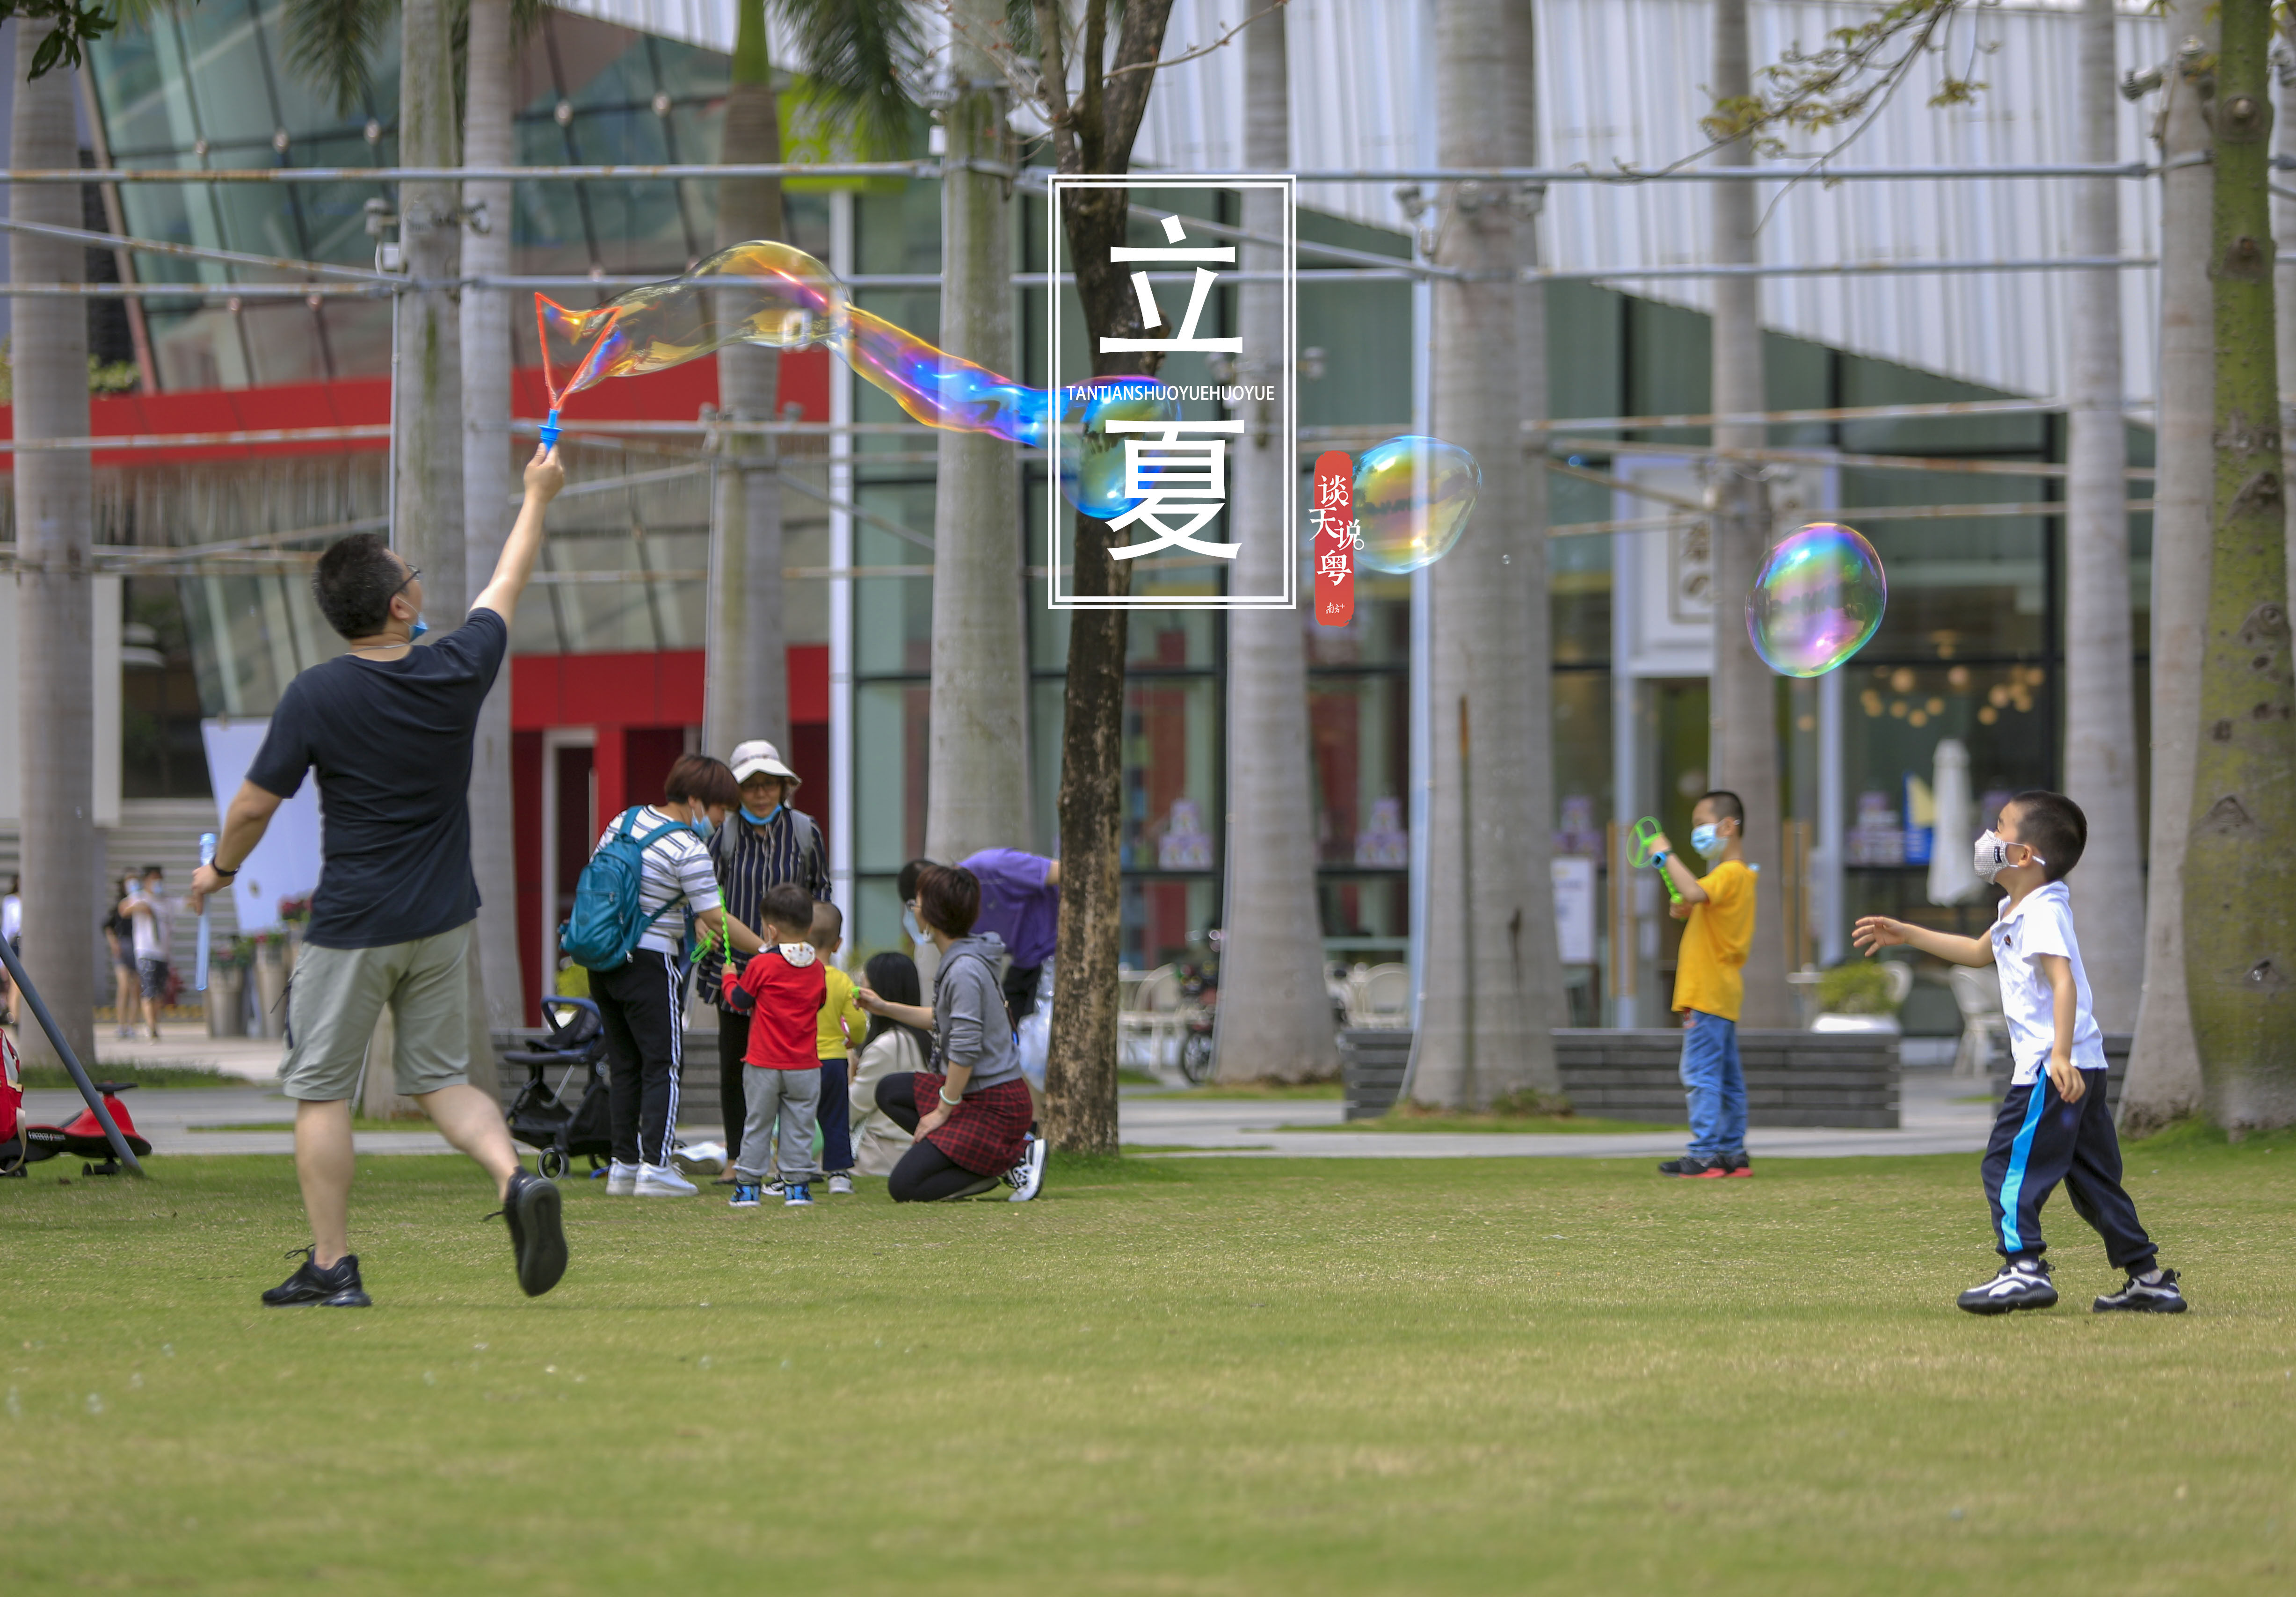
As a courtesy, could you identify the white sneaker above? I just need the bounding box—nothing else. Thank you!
[605,1160,637,1197]
[634,1162,698,1197]
[1006,1134,1046,1202]
[828,1173,853,1195]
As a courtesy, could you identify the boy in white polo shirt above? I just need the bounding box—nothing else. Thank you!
[1853,790,2185,1316]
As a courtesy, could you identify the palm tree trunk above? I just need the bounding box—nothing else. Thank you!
[2122,13,2213,1133]
[1041,0,1180,1154]
[924,0,1033,863]
[706,0,787,757]
[396,0,465,620]
[1404,0,1559,1109]
[460,0,520,1073]
[1213,1,1337,1085]
[2063,0,2145,1031]
[10,22,96,1073]
[2184,0,2296,1132]
[1705,0,1789,1028]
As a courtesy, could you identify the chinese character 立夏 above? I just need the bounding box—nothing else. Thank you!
[1097,215,1243,356]
[1103,419,1244,561]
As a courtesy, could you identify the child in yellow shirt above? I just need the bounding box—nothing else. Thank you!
[1652,791,1757,1179]
[812,902,869,1195]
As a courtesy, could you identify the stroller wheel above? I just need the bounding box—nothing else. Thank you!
[538,1148,569,1180]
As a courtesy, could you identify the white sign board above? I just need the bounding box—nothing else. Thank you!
[200,719,323,934]
[1552,855,1597,966]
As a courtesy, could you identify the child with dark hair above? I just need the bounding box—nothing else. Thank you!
[1856,790,2186,1315]
[808,902,868,1194]
[857,865,1041,1202]
[1650,790,1757,1179]
[847,951,930,1176]
[727,881,830,1207]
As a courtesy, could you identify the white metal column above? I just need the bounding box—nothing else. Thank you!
[827,188,857,944]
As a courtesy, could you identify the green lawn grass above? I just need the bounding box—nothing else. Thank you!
[3,1136,2292,1594]
[19,1061,242,1089]
[1135,1080,1346,1100]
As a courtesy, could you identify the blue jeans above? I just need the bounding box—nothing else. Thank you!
[1678,1009,1747,1158]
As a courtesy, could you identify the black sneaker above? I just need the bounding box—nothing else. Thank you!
[261,1248,371,1308]
[494,1169,568,1298]
[1657,1155,1728,1178]
[2093,1266,2187,1314]
[1957,1257,2057,1315]
[1721,1151,1753,1178]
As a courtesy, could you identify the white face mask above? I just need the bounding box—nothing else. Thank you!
[1973,829,2043,884]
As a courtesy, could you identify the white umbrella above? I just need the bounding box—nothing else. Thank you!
[1927,738,1982,905]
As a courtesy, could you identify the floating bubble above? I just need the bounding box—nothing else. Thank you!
[537,240,1173,518]
[1058,376,1180,521]
[1747,522,1888,677]
[1351,436,1481,574]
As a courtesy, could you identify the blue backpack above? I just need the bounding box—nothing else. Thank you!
[559,806,696,972]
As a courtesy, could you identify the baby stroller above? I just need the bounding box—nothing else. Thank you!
[502,997,612,1179]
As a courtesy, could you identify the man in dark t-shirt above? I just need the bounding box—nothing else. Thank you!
[189,444,568,1308]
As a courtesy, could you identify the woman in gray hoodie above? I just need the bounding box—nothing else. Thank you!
[857,864,1039,1201]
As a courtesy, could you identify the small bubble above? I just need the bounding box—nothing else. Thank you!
[161,1344,174,1358]
[423,1372,436,1386]
[874,1339,883,1348]
[86,1394,104,1415]
[2175,1484,2188,1500]
[700,1303,711,1308]
[473,1343,487,1351]
[780,1358,792,1369]
[5,1387,18,1417]
[130,1373,144,1390]
[698,1356,711,1370]
[574,1375,585,1383]
[545,1365,558,1375]
[1950,1508,1965,1521]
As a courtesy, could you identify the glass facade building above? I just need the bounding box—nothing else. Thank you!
[27,8,2156,1027]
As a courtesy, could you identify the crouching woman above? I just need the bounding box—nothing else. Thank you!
[857,864,1030,1201]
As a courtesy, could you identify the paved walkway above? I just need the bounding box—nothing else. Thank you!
[1118,1066,1994,1160]
[19,1063,1997,1163]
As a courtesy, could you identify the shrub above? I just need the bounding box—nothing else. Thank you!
[1817,960,1902,1016]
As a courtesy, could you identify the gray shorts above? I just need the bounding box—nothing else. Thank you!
[278,922,473,1102]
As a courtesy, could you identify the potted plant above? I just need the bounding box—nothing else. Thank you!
[1811,959,1912,1033]
[250,931,290,1040]
[206,936,254,1039]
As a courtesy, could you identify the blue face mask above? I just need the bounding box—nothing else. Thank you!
[407,618,429,641]
[740,805,782,826]
[1690,822,1722,858]
[690,813,714,842]
[902,906,925,945]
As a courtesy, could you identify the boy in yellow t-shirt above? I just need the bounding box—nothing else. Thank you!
[812,903,869,1195]
[1651,791,1757,1180]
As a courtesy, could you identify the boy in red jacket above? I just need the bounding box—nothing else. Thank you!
[726,883,829,1208]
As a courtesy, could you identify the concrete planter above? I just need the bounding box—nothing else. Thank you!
[1341,1028,1903,1129]
[205,965,247,1038]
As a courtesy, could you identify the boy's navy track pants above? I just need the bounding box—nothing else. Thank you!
[1981,1071,2155,1269]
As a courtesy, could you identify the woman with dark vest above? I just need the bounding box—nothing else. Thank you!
[856,865,1038,1202]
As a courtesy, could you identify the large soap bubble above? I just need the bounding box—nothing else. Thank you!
[1351,436,1481,574]
[536,240,1173,517]
[1747,521,1888,677]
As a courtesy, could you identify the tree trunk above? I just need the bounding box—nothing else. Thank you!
[706,0,787,759]
[1704,0,1788,1027]
[10,24,95,1073]
[2123,13,2214,1132]
[924,0,1033,864]
[2062,0,2145,1031]
[1403,0,1560,1109]
[1213,1,1337,1085]
[460,0,519,1079]
[2185,0,2296,1132]
[396,0,465,624]
[2277,13,2296,693]
[1043,0,1180,1154]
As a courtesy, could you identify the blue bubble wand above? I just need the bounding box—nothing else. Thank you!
[539,409,562,452]
[195,831,216,990]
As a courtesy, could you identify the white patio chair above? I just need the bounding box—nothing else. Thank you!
[1947,965,2008,1080]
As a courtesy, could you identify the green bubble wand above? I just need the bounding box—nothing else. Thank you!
[1626,816,1685,906]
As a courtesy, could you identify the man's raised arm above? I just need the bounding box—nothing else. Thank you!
[470,443,567,628]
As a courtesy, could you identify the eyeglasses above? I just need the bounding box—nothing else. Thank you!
[395,566,421,593]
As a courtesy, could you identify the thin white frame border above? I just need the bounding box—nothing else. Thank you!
[1046,173,1297,611]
